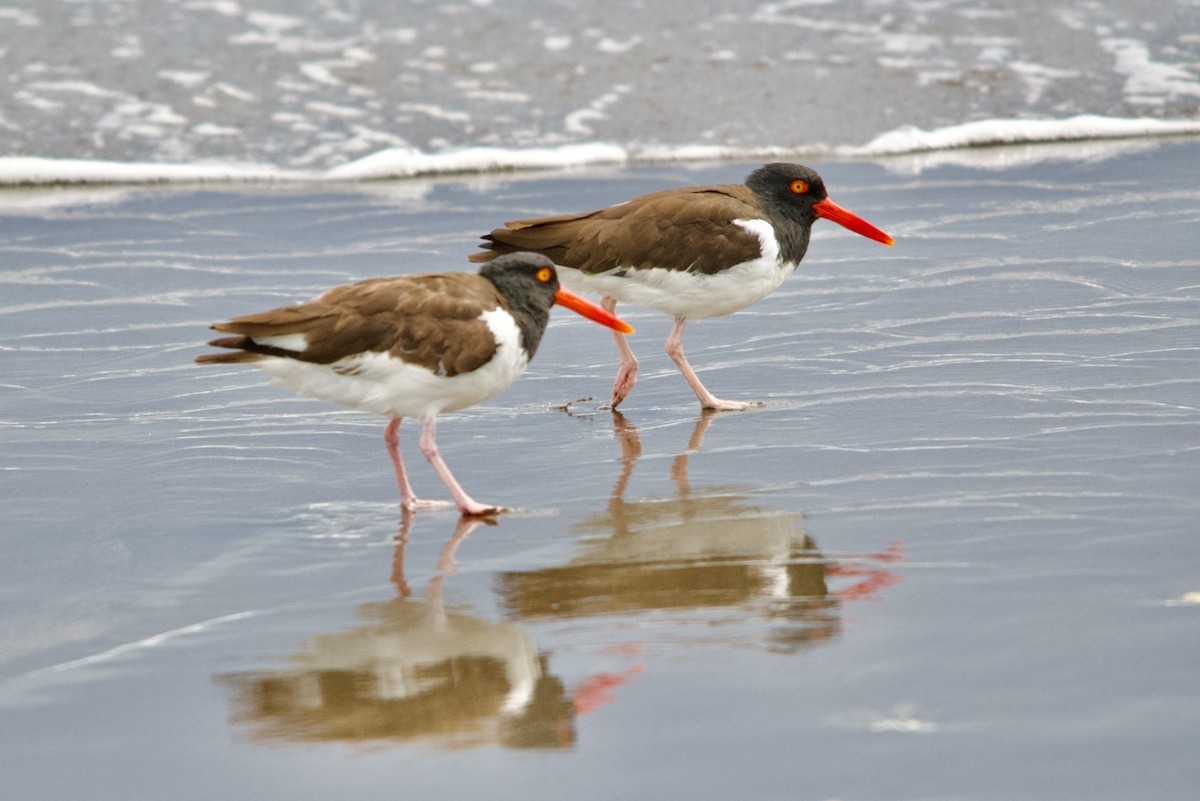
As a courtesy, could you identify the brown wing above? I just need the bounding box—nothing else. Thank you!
[196,273,505,376]
[470,185,766,276]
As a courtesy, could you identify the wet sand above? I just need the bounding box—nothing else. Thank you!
[1,141,1198,800]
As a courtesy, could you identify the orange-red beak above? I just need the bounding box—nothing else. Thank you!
[554,286,635,334]
[813,198,894,246]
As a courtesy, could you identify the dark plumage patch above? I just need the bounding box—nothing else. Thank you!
[196,273,505,377]
[470,165,837,274]
[471,185,769,276]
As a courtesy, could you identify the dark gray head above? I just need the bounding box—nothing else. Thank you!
[742,163,829,264]
[745,163,829,223]
[745,163,894,258]
[479,253,561,307]
[478,253,561,358]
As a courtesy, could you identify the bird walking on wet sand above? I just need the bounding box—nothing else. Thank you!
[196,253,633,516]
[471,163,894,411]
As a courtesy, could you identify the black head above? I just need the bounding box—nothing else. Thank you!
[477,252,632,360]
[479,252,561,312]
[745,163,894,255]
[745,163,829,222]
[478,253,560,358]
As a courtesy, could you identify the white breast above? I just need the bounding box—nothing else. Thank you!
[557,218,794,319]
[254,309,529,420]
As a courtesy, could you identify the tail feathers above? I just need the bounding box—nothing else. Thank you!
[197,303,334,364]
[470,232,570,265]
[471,212,596,264]
[194,335,288,364]
[210,306,323,337]
[469,234,516,262]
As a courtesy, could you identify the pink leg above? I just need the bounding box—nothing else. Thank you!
[418,417,503,517]
[665,316,764,411]
[604,296,639,409]
[383,418,454,511]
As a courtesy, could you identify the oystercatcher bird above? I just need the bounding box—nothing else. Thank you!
[196,253,633,516]
[471,163,893,411]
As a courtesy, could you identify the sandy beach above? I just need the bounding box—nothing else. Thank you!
[1,138,1197,799]
[3,0,1199,796]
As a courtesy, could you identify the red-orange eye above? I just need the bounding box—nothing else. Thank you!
[535,266,553,283]
[790,179,809,194]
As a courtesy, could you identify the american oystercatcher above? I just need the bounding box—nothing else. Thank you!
[196,253,633,516]
[471,163,894,411]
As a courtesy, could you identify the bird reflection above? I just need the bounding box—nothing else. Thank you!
[216,515,575,749]
[498,411,902,653]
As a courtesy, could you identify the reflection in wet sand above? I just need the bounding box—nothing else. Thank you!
[499,412,902,653]
[216,516,574,749]
[214,414,902,747]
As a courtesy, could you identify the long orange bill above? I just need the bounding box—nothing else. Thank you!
[813,198,895,246]
[554,286,635,334]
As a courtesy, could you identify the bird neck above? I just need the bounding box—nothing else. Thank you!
[771,214,812,266]
[749,188,816,266]
[502,294,551,359]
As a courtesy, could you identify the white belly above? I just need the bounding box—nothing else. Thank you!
[255,309,529,420]
[557,218,794,319]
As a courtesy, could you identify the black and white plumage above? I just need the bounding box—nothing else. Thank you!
[197,253,633,516]
[472,164,893,411]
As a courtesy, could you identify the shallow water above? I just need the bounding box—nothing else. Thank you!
[1,142,1198,799]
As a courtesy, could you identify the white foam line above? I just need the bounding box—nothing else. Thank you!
[0,143,628,186]
[323,142,628,180]
[0,157,311,185]
[845,114,1200,156]
[1,115,1197,186]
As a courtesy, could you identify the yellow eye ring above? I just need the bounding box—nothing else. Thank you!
[535,266,553,283]
[790,179,809,194]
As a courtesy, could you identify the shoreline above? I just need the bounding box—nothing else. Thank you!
[2,115,1198,188]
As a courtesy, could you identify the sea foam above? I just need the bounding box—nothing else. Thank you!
[0,116,1196,186]
[846,115,1200,156]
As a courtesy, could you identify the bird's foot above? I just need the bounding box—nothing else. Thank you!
[402,496,507,517]
[610,363,639,410]
[457,502,507,518]
[610,382,636,410]
[401,497,458,512]
[700,398,765,412]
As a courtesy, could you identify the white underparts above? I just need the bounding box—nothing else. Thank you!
[557,218,795,319]
[253,309,529,419]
